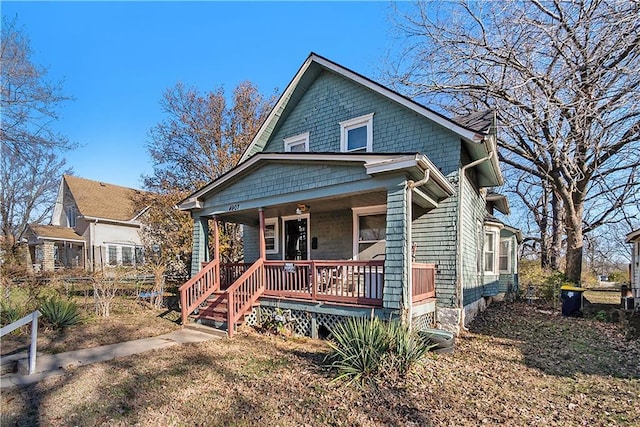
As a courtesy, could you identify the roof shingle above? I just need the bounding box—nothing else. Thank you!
[63,175,144,221]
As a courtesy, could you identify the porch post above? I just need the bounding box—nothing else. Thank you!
[258,208,266,260]
[190,215,209,277]
[212,216,220,262]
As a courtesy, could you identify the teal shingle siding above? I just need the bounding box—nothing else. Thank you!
[190,216,209,276]
[310,209,352,260]
[461,175,486,306]
[263,71,460,175]
[384,178,409,310]
[202,161,372,214]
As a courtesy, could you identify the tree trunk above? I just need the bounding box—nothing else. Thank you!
[550,190,563,271]
[564,206,584,283]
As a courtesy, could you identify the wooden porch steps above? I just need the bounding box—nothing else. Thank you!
[189,292,258,332]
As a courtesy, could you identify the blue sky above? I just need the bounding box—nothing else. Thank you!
[2,1,398,189]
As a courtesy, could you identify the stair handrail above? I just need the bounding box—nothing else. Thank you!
[179,259,220,325]
[0,310,41,375]
[225,258,265,337]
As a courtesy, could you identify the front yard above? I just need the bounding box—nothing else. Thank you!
[2,300,639,426]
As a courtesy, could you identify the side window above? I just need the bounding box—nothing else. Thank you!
[265,219,279,254]
[67,206,77,228]
[108,245,118,265]
[284,132,309,152]
[484,232,496,273]
[499,239,511,272]
[340,113,374,153]
[122,247,133,266]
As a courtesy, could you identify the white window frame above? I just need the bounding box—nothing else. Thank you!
[107,245,118,266]
[484,231,498,274]
[499,238,511,273]
[121,246,134,266]
[67,206,76,228]
[340,113,374,153]
[352,205,386,260]
[284,132,309,152]
[264,218,279,255]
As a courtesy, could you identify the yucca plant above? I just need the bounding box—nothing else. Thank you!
[326,316,391,388]
[39,296,83,330]
[385,320,435,377]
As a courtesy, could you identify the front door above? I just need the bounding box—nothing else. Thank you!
[283,217,308,260]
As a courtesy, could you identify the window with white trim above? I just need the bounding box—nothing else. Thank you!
[122,246,133,266]
[499,239,511,272]
[108,245,117,266]
[67,206,77,228]
[265,218,279,254]
[353,205,386,260]
[484,232,497,273]
[284,132,309,152]
[340,113,374,153]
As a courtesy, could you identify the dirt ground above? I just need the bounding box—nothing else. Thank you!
[1,300,639,426]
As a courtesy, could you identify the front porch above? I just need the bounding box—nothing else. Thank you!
[178,154,454,337]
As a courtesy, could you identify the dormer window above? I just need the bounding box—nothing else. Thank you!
[284,132,309,152]
[67,206,77,228]
[340,113,374,153]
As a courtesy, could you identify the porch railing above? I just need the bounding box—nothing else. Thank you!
[412,263,436,302]
[262,260,385,306]
[179,259,220,325]
[225,259,265,337]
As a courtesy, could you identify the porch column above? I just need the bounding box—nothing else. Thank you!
[190,215,209,277]
[384,177,410,313]
[258,208,266,260]
[212,216,220,262]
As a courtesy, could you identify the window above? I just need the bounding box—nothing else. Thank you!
[264,219,278,254]
[284,132,309,152]
[499,239,511,272]
[340,113,374,153]
[353,206,386,260]
[108,245,117,265]
[67,206,76,228]
[484,232,496,273]
[122,247,133,266]
[135,246,144,265]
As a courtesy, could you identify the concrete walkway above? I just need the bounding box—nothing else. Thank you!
[0,325,224,389]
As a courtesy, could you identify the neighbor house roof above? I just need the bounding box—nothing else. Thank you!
[63,175,146,222]
[28,224,84,243]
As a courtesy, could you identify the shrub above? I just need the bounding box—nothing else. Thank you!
[0,299,26,329]
[326,317,432,388]
[326,316,390,387]
[39,296,83,330]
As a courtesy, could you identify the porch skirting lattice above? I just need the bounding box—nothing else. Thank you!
[247,306,352,338]
[412,311,436,331]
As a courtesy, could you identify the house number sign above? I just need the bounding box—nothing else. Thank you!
[228,203,240,211]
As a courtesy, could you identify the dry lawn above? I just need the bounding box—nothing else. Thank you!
[2,301,639,426]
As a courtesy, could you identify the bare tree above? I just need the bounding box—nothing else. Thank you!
[0,17,73,253]
[390,0,640,282]
[144,81,276,267]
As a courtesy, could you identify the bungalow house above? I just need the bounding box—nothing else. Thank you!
[25,175,146,272]
[177,53,519,336]
[626,229,640,307]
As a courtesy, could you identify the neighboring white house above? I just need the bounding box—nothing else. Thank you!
[26,175,148,272]
[626,229,640,307]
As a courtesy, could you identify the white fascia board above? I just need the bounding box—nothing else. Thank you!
[36,236,86,244]
[311,55,484,144]
[80,216,141,227]
[239,56,315,164]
